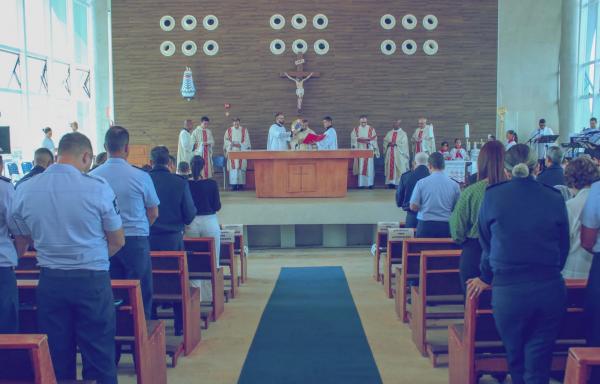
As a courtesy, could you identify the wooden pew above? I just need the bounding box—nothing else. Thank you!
[222,224,247,284]
[374,222,400,282]
[448,280,587,384]
[151,251,201,366]
[17,280,167,384]
[393,238,459,322]
[220,230,239,299]
[383,228,415,298]
[565,348,600,384]
[0,334,57,383]
[183,237,225,322]
[409,249,463,366]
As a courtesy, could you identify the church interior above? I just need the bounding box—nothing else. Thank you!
[1,0,600,383]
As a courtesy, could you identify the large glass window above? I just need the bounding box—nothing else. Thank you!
[0,0,95,161]
[578,0,600,128]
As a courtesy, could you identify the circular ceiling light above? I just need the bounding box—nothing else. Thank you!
[402,14,417,30]
[203,40,219,56]
[160,41,176,56]
[160,16,175,31]
[423,40,439,55]
[270,14,285,30]
[181,15,197,31]
[270,39,286,55]
[182,40,197,56]
[380,14,396,30]
[402,39,417,55]
[423,14,438,31]
[292,14,307,29]
[381,40,396,55]
[292,39,308,54]
[314,39,330,55]
[313,14,328,29]
[203,15,219,30]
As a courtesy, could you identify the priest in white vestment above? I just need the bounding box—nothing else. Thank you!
[224,118,251,190]
[383,120,409,188]
[191,116,215,178]
[351,116,380,188]
[291,120,317,150]
[177,119,194,166]
[267,113,291,150]
[316,116,338,150]
[411,117,436,155]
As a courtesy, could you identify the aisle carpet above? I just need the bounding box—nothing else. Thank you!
[238,266,382,384]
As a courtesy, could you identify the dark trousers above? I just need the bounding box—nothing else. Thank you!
[0,267,18,333]
[404,211,418,229]
[586,254,600,382]
[416,220,450,238]
[110,236,153,320]
[149,231,184,333]
[37,269,116,384]
[492,277,566,384]
[459,238,482,292]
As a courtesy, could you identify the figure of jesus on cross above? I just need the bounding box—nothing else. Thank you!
[280,53,320,112]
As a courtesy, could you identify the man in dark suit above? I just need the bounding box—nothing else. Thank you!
[396,152,430,228]
[148,146,196,251]
[15,148,54,188]
[536,146,565,188]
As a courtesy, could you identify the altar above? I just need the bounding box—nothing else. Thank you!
[228,150,373,198]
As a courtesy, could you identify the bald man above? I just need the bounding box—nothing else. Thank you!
[16,148,54,188]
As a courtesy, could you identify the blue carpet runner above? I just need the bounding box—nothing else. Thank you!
[238,266,382,384]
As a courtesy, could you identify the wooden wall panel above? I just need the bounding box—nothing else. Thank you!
[112,0,497,156]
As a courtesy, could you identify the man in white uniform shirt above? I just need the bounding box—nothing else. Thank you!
[529,118,555,170]
[267,113,291,150]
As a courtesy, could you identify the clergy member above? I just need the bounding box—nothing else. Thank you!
[267,112,291,150]
[351,115,380,189]
[316,116,338,150]
[412,117,436,155]
[383,119,409,188]
[449,139,468,160]
[291,119,317,150]
[224,118,251,190]
[191,116,215,178]
[177,119,194,166]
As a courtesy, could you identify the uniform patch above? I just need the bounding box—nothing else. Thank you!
[113,198,120,214]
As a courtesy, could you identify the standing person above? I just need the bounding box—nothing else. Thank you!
[290,119,317,151]
[581,166,600,383]
[267,112,291,150]
[438,141,451,160]
[224,118,251,190]
[148,146,196,251]
[562,157,599,279]
[351,115,380,189]
[315,116,338,150]
[449,138,468,160]
[177,119,194,166]
[12,132,125,383]
[92,152,107,170]
[412,117,435,155]
[90,126,160,320]
[41,127,56,154]
[0,172,18,333]
[409,152,460,237]
[450,141,505,289]
[15,147,54,188]
[468,144,569,384]
[187,156,222,301]
[70,121,79,132]
[191,116,215,178]
[383,119,409,188]
[536,146,565,187]
[506,130,518,150]
[396,152,430,228]
[529,118,555,170]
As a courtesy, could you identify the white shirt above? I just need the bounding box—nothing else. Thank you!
[529,127,555,159]
[505,140,517,150]
[316,128,338,150]
[563,188,594,279]
[42,137,55,153]
[267,123,290,150]
[177,129,193,165]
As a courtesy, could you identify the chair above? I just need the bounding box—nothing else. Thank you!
[212,155,227,190]
[565,347,600,384]
[21,161,33,174]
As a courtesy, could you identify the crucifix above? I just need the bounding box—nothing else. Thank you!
[280,53,321,112]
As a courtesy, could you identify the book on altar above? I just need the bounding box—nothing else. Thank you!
[303,133,326,144]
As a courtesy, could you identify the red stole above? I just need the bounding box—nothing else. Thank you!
[455,147,463,159]
[416,129,423,153]
[388,131,398,181]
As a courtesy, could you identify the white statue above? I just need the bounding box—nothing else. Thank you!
[284,72,313,111]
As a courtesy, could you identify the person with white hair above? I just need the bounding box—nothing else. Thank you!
[536,146,565,187]
[468,143,569,384]
[396,152,430,228]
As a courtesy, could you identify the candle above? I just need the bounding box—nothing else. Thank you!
[427,124,433,137]
[464,123,470,138]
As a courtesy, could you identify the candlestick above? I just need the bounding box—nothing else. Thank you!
[464,123,470,139]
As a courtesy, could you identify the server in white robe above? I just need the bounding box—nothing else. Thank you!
[223,118,251,190]
[191,116,215,178]
[177,119,194,166]
[351,116,380,188]
[449,139,469,160]
[267,113,291,150]
[529,118,555,169]
[383,120,409,187]
[316,116,338,150]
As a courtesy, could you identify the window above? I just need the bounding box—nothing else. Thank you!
[73,2,88,65]
[24,0,49,55]
[51,0,69,60]
[578,0,600,127]
[0,0,21,47]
